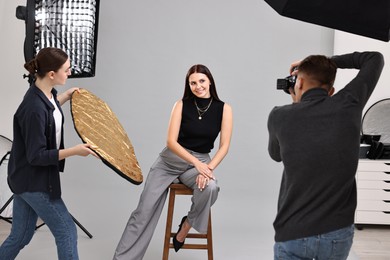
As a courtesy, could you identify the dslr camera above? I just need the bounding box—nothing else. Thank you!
[276,67,297,94]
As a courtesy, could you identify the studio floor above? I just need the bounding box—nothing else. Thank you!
[1,218,390,259]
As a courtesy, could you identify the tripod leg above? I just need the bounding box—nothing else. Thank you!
[35,215,93,239]
[0,195,14,215]
[70,214,93,239]
[35,222,46,230]
[0,195,14,223]
[0,195,46,229]
[0,196,93,239]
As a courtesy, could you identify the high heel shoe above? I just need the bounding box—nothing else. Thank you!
[173,216,187,252]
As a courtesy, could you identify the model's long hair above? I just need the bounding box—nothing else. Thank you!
[182,64,221,101]
[24,47,69,79]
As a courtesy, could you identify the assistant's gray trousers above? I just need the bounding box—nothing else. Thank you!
[113,147,219,260]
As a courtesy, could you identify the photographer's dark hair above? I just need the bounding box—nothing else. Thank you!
[24,47,69,79]
[183,64,221,101]
[298,55,337,90]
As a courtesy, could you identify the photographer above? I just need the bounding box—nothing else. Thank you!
[268,52,384,259]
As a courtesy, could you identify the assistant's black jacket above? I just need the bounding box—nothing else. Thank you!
[8,84,65,200]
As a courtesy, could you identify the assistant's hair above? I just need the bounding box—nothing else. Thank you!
[182,64,221,101]
[24,47,69,79]
[298,55,337,90]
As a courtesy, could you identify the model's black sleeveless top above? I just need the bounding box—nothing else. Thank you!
[178,97,224,153]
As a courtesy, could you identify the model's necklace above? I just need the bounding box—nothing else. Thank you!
[194,98,213,120]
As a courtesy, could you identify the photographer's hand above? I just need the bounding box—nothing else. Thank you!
[290,61,301,75]
[289,60,301,103]
[289,88,298,103]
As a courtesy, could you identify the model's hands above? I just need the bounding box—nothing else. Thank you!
[194,161,214,180]
[194,161,215,191]
[196,173,215,191]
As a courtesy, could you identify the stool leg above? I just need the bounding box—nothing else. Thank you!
[162,189,176,260]
[207,211,213,260]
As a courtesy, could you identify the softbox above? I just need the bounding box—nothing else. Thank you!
[16,0,100,78]
[264,0,390,42]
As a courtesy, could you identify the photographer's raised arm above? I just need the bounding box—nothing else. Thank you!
[331,52,384,107]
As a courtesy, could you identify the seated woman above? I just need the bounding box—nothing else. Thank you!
[113,64,233,260]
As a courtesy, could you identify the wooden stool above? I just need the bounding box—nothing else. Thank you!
[162,183,213,260]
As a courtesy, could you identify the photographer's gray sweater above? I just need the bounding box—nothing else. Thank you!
[268,52,384,242]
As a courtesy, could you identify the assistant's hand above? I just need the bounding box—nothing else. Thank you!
[58,87,80,105]
[72,143,99,158]
[64,87,80,100]
[59,143,99,160]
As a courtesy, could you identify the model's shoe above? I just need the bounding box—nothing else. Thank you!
[173,216,187,252]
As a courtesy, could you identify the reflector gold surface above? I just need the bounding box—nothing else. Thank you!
[70,89,143,185]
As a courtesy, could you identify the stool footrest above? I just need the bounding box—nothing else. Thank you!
[169,244,209,250]
[170,232,208,239]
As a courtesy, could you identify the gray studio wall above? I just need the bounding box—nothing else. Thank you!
[0,0,334,259]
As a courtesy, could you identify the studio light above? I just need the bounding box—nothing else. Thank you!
[264,0,390,42]
[16,0,100,78]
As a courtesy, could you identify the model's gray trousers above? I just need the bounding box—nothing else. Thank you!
[113,147,219,260]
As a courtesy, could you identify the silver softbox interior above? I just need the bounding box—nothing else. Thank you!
[16,0,100,78]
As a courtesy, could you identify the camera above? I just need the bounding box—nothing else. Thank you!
[277,75,296,94]
[276,67,298,94]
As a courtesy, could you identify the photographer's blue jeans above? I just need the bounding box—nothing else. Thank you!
[0,192,78,260]
[274,225,354,260]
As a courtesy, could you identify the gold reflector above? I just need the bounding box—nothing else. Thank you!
[70,89,143,185]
